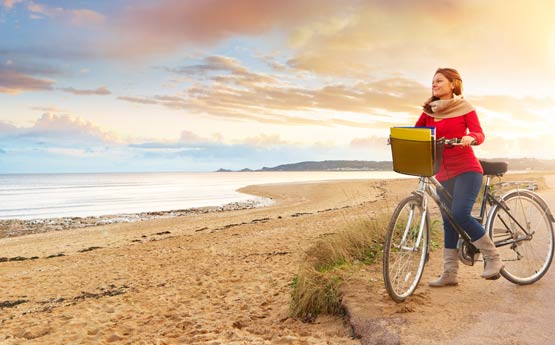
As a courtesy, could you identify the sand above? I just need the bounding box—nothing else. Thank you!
[0,172,552,344]
[1,177,407,344]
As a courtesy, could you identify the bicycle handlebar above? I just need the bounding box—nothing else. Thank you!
[443,138,477,146]
[386,137,477,146]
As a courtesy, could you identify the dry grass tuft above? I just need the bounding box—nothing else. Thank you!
[290,216,387,321]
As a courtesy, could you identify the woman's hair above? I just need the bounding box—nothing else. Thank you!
[423,68,463,113]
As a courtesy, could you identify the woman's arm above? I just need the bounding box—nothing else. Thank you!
[464,110,485,144]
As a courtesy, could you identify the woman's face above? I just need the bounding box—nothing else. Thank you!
[432,73,454,100]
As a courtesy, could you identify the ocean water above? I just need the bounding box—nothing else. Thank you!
[0,171,410,220]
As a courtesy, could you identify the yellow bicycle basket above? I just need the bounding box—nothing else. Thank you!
[389,127,444,177]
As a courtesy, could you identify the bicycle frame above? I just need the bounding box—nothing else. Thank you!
[415,176,475,250]
[416,174,552,254]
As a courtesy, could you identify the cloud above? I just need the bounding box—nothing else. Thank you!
[25,2,105,26]
[0,113,119,145]
[117,96,159,105]
[240,134,289,147]
[30,113,117,142]
[2,0,23,9]
[2,62,63,76]
[350,135,389,149]
[31,105,68,113]
[116,54,555,161]
[167,56,277,85]
[285,3,461,76]
[179,130,209,144]
[119,57,428,128]
[285,0,555,86]
[0,69,54,94]
[0,121,19,134]
[66,9,105,26]
[104,0,344,57]
[0,0,454,73]
[110,129,356,172]
[2,1,104,26]
[0,114,126,173]
[128,138,322,168]
[117,53,555,159]
[0,52,67,83]
[129,131,279,150]
[469,95,555,154]
[60,86,111,96]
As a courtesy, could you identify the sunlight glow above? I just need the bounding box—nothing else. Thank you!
[549,28,555,74]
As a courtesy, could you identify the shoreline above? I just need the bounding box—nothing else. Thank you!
[0,197,273,239]
[0,170,407,226]
[2,171,552,240]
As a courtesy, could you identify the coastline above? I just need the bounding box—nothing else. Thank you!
[0,170,408,221]
[0,198,272,239]
[2,170,551,240]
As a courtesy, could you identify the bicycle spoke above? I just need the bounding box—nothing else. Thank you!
[383,195,428,302]
[488,191,554,285]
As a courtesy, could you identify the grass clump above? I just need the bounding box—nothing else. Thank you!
[290,217,387,321]
[289,270,343,322]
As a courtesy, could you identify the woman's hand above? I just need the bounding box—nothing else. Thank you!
[460,135,476,147]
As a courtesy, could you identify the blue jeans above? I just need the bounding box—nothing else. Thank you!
[438,171,485,249]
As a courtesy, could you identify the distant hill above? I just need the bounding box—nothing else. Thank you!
[485,158,555,171]
[217,160,391,172]
[217,158,555,172]
[259,160,392,171]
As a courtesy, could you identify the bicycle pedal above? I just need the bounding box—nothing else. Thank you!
[486,274,501,280]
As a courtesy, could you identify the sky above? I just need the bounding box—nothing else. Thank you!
[1,0,555,173]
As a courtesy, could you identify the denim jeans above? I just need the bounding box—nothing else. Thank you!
[438,171,485,249]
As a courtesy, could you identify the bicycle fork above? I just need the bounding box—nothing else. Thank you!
[398,193,428,252]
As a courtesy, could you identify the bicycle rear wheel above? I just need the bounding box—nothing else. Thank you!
[383,195,429,302]
[486,190,554,285]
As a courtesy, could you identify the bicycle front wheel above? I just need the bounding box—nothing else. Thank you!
[383,195,429,302]
[487,190,554,285]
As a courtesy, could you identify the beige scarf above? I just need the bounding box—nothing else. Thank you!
[424,94,475,119]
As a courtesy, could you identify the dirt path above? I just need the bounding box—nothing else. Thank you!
[343,174,555,345]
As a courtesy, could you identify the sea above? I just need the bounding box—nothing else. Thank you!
[0,171,411,220]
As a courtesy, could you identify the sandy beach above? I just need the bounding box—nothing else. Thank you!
[0,177,401,344]
[0,172,552,344]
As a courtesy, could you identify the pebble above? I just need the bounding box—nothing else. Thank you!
[0,199,271,239]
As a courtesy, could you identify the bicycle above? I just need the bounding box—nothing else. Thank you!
[382,136,555,303]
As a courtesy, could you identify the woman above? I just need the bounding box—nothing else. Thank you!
[415,68,503,287]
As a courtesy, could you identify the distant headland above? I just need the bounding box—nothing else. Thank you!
[217,158,555,172]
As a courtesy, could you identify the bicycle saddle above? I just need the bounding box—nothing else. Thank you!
[479,160,508,176]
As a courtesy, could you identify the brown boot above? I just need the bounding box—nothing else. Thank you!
[429,248,459,287]
[472,234,504,279]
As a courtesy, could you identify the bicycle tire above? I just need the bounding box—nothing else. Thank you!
[486,190,554,285]
[383,195,429,302]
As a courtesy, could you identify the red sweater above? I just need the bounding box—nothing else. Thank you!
[415,110,484,181]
